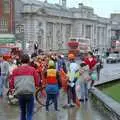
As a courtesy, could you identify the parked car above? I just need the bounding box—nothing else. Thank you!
[106,53,120,63]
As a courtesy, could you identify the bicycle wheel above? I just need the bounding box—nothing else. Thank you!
[35,87,52,106]
[6,89,18,105]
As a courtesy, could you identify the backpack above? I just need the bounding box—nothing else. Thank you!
[46,84,59,94]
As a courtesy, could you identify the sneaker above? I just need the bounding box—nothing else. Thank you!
[79,99,84,102]
[55,109,60,111]
[88,87,94,91]
[46,108,49,112]
[46,110,49,112]
[63,104,70,109]
[0,95,3,98]
[70,104,75,108]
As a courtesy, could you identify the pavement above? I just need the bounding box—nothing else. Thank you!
[96,62,120,85]
[0,61,120,120]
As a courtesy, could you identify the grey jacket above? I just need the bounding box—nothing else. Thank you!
[14,75,35,96]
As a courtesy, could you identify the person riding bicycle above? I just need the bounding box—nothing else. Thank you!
[44,60,61,111]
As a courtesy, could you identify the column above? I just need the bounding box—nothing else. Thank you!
[96,26,100,48]
[82,24,85,38]
[79,23,82,37]
[107,25,111,48]
[99,27,102,49]
[104,27,107,48]
[93,24,97,49]
[24,16,32,52]
[103,27,105,49]
[84,24,86,38]
[33,18,38,42]
[53,23,56,50]
[43,21,47,51]
[90,25,93,48]
[62,24,66,49]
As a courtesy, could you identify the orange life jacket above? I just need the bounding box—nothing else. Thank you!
[47,69,57,84]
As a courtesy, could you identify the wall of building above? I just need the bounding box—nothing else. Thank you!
[0,0,14,33]
[15,0,111,52]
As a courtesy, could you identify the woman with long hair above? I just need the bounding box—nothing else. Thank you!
[84,51,97,89]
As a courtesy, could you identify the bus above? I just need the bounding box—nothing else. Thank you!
[69,37,91,53]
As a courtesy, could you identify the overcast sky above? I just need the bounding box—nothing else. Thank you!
[39,0,120,18]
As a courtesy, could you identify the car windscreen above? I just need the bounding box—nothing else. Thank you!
[0,48,11,55]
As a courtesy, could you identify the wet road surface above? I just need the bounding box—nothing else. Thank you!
[0,92,111,120]
[1,61,119,120]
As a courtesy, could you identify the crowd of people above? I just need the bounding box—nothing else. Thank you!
[0,51,103,120]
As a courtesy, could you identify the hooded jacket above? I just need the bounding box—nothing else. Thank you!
[10,65,39,96]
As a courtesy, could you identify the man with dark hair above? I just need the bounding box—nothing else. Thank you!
[10,54,39,120]
[21,54,30,63]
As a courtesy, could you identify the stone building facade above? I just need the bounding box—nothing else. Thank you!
[0,0,14,33]
[14,0,111,52]
[111,14,120,40]
[110,14,120,50]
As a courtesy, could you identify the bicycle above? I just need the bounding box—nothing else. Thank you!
[35,86,52,107]
[6,89,18,105]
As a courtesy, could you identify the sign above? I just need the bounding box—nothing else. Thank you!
[0,38,15,44]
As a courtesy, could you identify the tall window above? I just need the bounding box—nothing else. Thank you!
[82,24,84,36]
[0,17,8,32]
[3,0,10,13]
[86,25,91,39]
[97,27,100,47]
[46,22,53,49]
[66,24,71,42]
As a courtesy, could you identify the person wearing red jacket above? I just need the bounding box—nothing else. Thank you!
[84,51,97,88]
[10,54,39,120]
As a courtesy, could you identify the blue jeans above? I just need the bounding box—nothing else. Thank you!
[0,76,4,96]
[67,86,76,104]
[46,93,58,111]
[3,75,8,88]
[80,82,88,100]
[18,94,34,120]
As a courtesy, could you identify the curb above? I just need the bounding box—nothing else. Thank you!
[90,85,120,120]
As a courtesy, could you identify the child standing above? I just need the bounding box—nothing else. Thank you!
[45,60,61,111]
[79,62,90,102]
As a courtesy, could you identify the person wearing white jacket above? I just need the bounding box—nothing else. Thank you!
[66,54,79,107]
